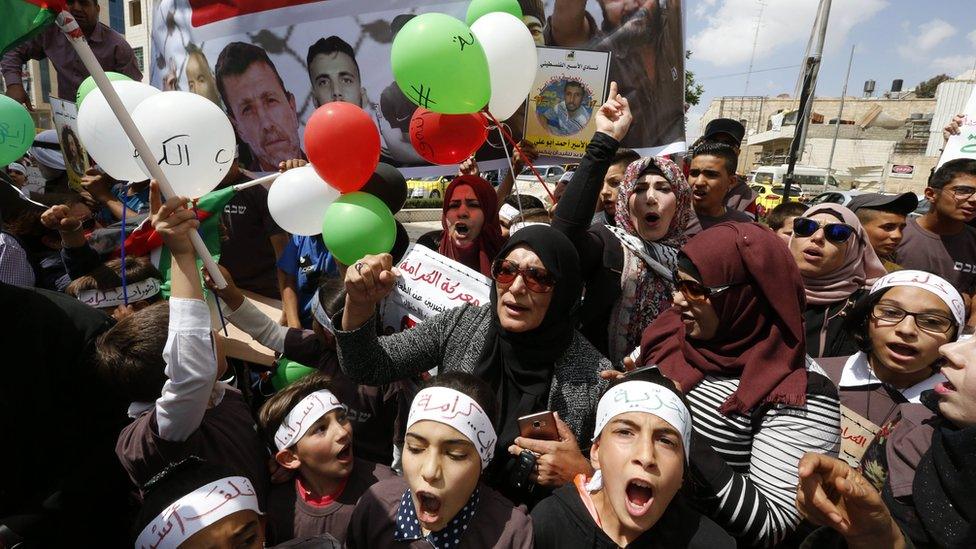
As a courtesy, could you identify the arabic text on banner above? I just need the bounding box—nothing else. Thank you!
[379,244,490,335]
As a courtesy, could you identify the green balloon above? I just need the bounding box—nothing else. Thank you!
[391,12,491,115]
[271,358,317,391]
[76,71,132,106]
[0,95,35,166]
[466,0,523,25]
[321,192,396,266]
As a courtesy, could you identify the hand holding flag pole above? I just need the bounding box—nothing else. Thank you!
[54,10,228,288]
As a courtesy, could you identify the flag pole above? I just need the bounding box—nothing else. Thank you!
[55,11,227,288]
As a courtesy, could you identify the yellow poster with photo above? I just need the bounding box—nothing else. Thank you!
[524,47,611,159]
[49,97,91,192]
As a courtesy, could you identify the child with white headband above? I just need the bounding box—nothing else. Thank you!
[531,369,733,548]
[256,372,396,544]
[347,372,533,548]
[134,457,266,549]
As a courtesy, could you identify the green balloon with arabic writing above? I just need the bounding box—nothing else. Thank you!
[0,94,35,166]
[391,12,491,115]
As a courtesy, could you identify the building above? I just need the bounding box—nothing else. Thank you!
[698,71,975,193]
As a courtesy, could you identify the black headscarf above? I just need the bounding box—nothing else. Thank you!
[472,225,583,455]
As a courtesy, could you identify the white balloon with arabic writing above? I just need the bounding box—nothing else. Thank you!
[77,80,160,182]
[471,11,539,120]
[131,91,236,198]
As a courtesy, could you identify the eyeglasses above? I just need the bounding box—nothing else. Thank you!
[491,260,556,293]
[870,303,956,334]
[672,272,742,301]
[792,217,856,243]
[939,185,976,200]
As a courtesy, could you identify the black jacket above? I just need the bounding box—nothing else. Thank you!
[531,484,734,548]
[803,289,866,358]
[551,132,625,359]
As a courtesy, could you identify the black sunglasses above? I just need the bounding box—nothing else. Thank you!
[491,259,556,293]
[672,271,742,301]
[792,217,855,243]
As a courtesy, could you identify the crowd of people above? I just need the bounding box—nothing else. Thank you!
[3,16,976,545]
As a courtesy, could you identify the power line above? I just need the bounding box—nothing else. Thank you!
[700,64,802,81]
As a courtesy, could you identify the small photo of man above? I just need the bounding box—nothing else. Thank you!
[539,79,593,136]
[306,36,365,108]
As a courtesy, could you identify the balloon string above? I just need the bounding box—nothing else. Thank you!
[483,110,555,203]
[495,124,525,223]
[120,186,129,306]
[214,294,229,337]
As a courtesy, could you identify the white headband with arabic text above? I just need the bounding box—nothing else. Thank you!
[407,387,497,469]
[274,389,345,450]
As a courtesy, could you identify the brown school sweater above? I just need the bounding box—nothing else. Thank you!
[115,387,271,504]
[346,477,533,549]
[266,459,396,545]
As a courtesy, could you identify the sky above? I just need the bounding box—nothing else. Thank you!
[684,0,976,140]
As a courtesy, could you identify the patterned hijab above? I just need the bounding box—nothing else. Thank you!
[605,156,692,363]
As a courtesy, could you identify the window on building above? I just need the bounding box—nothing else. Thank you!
[108,0,125,33]
[39,61,52,103]
[129,0,142,26]
[133,47,144,74]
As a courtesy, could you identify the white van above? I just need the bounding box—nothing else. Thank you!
[751,165,840,190]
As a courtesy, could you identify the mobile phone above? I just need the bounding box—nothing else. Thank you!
[517,411,559,441]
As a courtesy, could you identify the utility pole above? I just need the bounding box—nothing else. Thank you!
[825,44,855,192]
[739,0,766,120]
[783,0,832,203]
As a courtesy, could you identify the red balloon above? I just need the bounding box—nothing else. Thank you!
[409,108,488,165]
[304,102,380,193]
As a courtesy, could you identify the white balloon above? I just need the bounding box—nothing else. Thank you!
[267,166,341,236]
[471,12,539,120]
[131,91,237,198]
[77,81,160,182]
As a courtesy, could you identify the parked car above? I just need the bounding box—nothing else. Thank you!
[807,190,863,207]
[751,183,806,215]
[515,165,566,185]
[909,194,930,218]
[406,175,455,199]
[751,165,840,190]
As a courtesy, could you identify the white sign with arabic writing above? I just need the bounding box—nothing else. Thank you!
[379,244,491,336]
[938,86,976,168]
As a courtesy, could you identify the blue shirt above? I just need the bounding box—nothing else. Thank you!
[276,234,338,328]
[98,183,150,223]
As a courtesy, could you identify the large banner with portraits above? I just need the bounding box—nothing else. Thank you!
[150,0,685,176]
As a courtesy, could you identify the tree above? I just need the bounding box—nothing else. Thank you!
[685,50,704,107]
[915,74,951,98]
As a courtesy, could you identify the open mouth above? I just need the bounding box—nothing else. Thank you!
[886,342,919,362]
[625,480,654,517]
[935,379,957,395]
[692,188,708,200]
[416,491,442,523]
[335,444,353,463]
[802,247,823,261]
[644,212,661,224]
[454,223,470,237]
[503,300,529,316]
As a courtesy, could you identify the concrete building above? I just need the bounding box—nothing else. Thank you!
[698,71,975,193]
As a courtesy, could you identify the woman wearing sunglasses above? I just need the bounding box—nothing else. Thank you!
[815,270,964,466]
[551,82,693,364]
[335,225,612,505]
[637,222,841,547]
[788,203,887,358]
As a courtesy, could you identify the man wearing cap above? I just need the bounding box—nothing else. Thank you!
[694,118,759,220]
[2,0,141,109]
[848,192,918,272]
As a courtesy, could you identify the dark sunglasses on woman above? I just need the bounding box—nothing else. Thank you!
[672,271,742,301]
[491,259,556,293]
[792,217,855,243]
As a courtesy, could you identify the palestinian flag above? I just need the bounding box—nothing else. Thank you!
[1,0,64,55]
[124,186,235,297]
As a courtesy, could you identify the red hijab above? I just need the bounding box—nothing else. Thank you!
[639,222,808,415]
[438,175,505,276]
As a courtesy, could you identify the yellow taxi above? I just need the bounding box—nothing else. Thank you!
[406,175,456,199]
[750,183,805,216]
